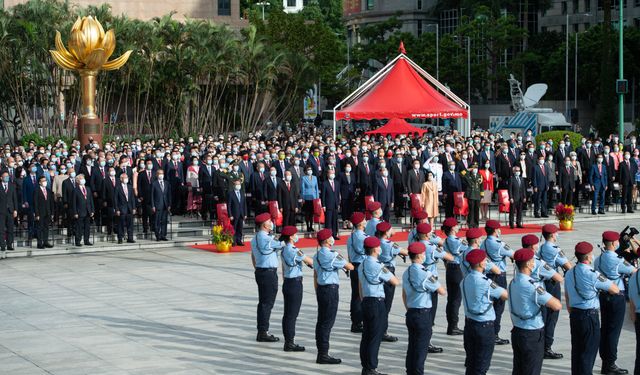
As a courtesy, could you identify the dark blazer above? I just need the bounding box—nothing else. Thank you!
[151,179,172,210]
[249,171,268,202]
[477,150,496,173]
[198,164,215,194]
[165,160,184,185]
[357,163,375,195]
[62,178,77,206]
[92,166,107,198]
[22,174,38,210]
[277,180,299,212]
[274,160,290,179]
[33,186,54,218]
[507,175,526,202]
[116,166,134,183]
[442,171,463,195]
[238,160,253,185]
[406,168,425,194]
[265,175,282,201]
[374,175,394,207]
[603,155,616,183]
[137,169,154,205]
[321,179,340,210]
[558,165,576,191]
[554,148,569,166]
[227,188,248,219]
[495,153,513,181]
[589,163,608,190]
[0,182,18,214]
[306,156,325,178]
[580,148,596,176]
[114,183,136,215]
[531,164,549,191]
[102,176,117,208]
[72,186,94,217]
[339,172,357,202]
[389,161,407,193]
[151,157,168,174]
[619,159,637,187]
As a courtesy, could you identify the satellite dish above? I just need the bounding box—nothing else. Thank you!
[523,83,548,108]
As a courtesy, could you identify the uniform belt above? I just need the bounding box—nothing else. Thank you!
[446,262,461,268]
[256,267,277,272]
[318,284,339,289]
[571,308,599,315]
[465,317,494,327]
[407,307,431,312]
[363,296,385,301]
[284,276,303,281]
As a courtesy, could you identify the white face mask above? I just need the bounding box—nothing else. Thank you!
[471,169,478,174]
[79,179,86,185]
[449,165,455,171]
[122,178,129,184]
[345,167,352,173]
[109,171,116,177]
[234,184,241,191]
[285,175,292,182]
[40,182,47,188]
[158,175,164,180]
[329,174,335,180]
[538,160,544,165]
[270,170,277,177]
[306,170,312,175]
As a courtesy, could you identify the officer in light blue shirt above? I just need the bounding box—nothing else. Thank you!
[359,236,399,375]
[593,231,637,374]
[509,248,562,375]
[565,241,619,375]
[628,270,640,375]
[375,221,407,343]
[279,226,313,352]
[461,248,508,375]
[313,229,354,365]
[460,227,499,277]
[364,202,382,236]
[537,224,572,359]
[402,241,446,375]
[347,212,367,333]
[521,234,563,287]
[480,219,514,345]
[441,217,465,335]
[251,213,286,342]
[407,211,428,245]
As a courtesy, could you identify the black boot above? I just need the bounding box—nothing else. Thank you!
[601,363,629,374]
[447,326,464,335]
[350,322,363,333]
[256,331,279,342]
[544,348,563,359]
[283,340,305,352]
[316,352,341,364]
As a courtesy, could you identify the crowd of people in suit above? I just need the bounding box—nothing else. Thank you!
[0,127,639,258]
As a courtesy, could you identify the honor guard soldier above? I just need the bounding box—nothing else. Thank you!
[628,269,640,375]
[365,202,382,236]
[359,236,400,375]
[481,219,515,345]
[403,242,446,375]
[376,221,408,342]
[280,226,313,352]
[509,248,562,375]
[538,224,573,359]
[313,228,354,364]
[565,241,620,375]
[347,212,367,333]
[461,228,501,277]
[407,211,428,245]
[594,231,637,375]
[251,212,286,342]
[461,248,508,375]
[418,222,453,353]
[442,217,465,335]
[521,234,563,288]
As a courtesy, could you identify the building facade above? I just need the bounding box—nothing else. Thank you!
[538,0,640,32]
[4,0,247,27]
[283,0,306,13]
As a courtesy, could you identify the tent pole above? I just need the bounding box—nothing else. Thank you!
[333,110,336,140]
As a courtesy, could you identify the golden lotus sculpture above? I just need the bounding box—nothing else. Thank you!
[50,16,132,144]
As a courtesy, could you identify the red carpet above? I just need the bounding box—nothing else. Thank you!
[190,224,543,253]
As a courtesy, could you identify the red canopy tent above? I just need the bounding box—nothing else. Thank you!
[365,118,427,136]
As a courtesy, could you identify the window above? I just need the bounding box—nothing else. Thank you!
[218,0,231,15]
[541,26,548,32]
[287,0,296,6]
[417,0,422,10]
[417,20,423,35]
[561,1,568,14]
[366,0,374,10]
[574,23,579,32]
[561,24,567,34]
[585,0,591,12]
[573,0,579,12]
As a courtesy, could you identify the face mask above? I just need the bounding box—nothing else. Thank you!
[462,155,468,160]
[528,148,534,153]
[303,152,309,158]
[379,163,386,169]
[449,165,456,171]
[520,155,526,160]
[586,143,592,148]
[220,163,228,169]
[471,168,478,174]
[514,171,521,177]
[382,171,388,177]
[571,156,577,161]
[157,175,164,180]
[41,181,47,188]
[329,174,335,179]
[234,184,242,191]
[79,179,86,186]
[70,172,76,178]
[345,167,352,173]
[109,171,116,177]
[432,157,439,163]
[565,161,571,167]
[306,170,312,175]
[363,157,369,162]
[538,160,545,165]
[30,167,37,173]
[413,164,420,170]
[138,163,144,169]
[604,148,610,154]
[294,160,300,166]
[172,154,180,160]
[625,155,631,160]
[597,158,603,163]
[614,147,619,152]
[194,160,200,166]
[484,163,490,169]
[397,157,403,163]
[270,170,277,177]
[2,176,8,183]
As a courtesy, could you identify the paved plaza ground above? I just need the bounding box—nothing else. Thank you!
[0,219,637,374]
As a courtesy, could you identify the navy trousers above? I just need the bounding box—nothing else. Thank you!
[349,263,362,325]
[542,280,561,349]
[315,284,339,354]
[406,308,433,375]
[635,313,639,375]
[282,277,302,342]
[254,268,278,332]
[534,188,548,216]
[464,318,495,375]
[488,273,507,336]
[360,297,387,371]
[511,327,544,375]
[570,308,600,375]
[324,208,339,238]
[383,266,396,333]
[446,263,463,329]
[592,185,605,212]
[599,293,626,367]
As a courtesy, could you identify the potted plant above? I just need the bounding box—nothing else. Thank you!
[554,204,575,231]
[211,220,234,252]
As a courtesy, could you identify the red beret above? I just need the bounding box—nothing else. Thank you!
[408,242,426,255]
[281,226,297,236]
[416,223,432,234]
[575,241,593,255]
[443,217,458,227]
[376,221,392,233]
[466,227,484,240]
[542,224,558,234]
[364,236,381,248]
[602,231,620,242]
[413,211,428,220]
[317,229,333,242]
[485,220,501,230]
[367,201,381,211]
[255,213,271,224]
[466,249,486,264]
[521,234,539,247]
[350,212,365,226]
[513,248,535,262]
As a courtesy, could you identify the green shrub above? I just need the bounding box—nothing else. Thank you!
[535,131,582,149]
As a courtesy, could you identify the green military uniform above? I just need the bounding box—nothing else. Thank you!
[461,163,483,228]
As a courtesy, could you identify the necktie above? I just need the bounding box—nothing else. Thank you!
[236,190,240,201]
[541,165,545,176]
[366,164,369,174]
[123,185,128,201]
[160,181,164,191]
[32,176,35,184]
[3,184,6,193]
[42,187,47,200]
[101,168,105,177]
[384,177,387,188]
[516,176,520,185]
[627,161,631,169]
[111,178,115,186]
[81,186,86,198]
[287,182,290,191]
[598,164,602,173]
[330,180,334,191]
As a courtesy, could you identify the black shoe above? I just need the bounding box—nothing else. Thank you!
[517,224,524,228]
[85,242,93,246]
[541,214,549,218]
[316,354,341,364]
[7,246,14,251]
[362,370,387,375]
[495,336,510,345]
[534,214,541,218]
[351,322,364,333]
[382,334,398,342]
[447,327,464,335]
[283,342,305,352]
[127,239,136,243]
[45,243,54,248]
[117,239,123,244]
[510,225,515,229]
[428,345,443,353]
[628,210,634,214]
[544,349,563,359]
[235,241,244,246]
[161,238,169,241]
[37,245,45,249]
[598,210,605,215]
[601,364,629,374]
[256,332,279,342]
[592,211,597,215]
[75,243,82,247]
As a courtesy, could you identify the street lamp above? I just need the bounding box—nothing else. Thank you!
[618,0,624,140]
[256,1,269,21]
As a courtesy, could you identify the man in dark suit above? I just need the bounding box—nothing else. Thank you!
[62,169,77,239]
[116,156,133,182]
[373,167,394,222]
[92,158,107,230]
[406,160,425,195]
[580,142,596,184]
[199,157,216,220]
[442,161,463,218]
[22,164,38,239]
[33,176,54,249]
[274,154,290,179]
[456,153,472,173]
[249,162,268,215]
[507,166,526,228]
[277,171,299,227]
[166,153,184,215]
[589,154,608,215]
[496,148,513,190]
[114,172,136,244]
[357,158,375,198]
[477,143,496,173]
[557,156,576,205]
[531,155,550,218]
[71,174,94,246]
[0,170,18,252]
[321,170,341,239]
[137,161,155,234]
[288,158,304,188]
[390,155,407,218]
[307,149,324,178]
[265,166,281,203]
[339,164,357,229]
[101,167,118,235]
[151,170,172,241]
[151,149,168,174]
[228,179,247,246]
[554,140,569,166]
[619,152,637,213]
[239,154,253,191]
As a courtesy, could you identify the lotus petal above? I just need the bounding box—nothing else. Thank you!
[69,29,88,63]
[102,29,116,60]
[102,50,132,71]
[83,16,103,51]
[71,17,82,32]
[54,31,78,62]
[84,48,107,70]
[94,17,105,38]
[50,50,83,70]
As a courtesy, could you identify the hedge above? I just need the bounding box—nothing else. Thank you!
[535,131,583,150]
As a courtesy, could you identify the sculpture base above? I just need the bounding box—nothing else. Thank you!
[78,117,103,147]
